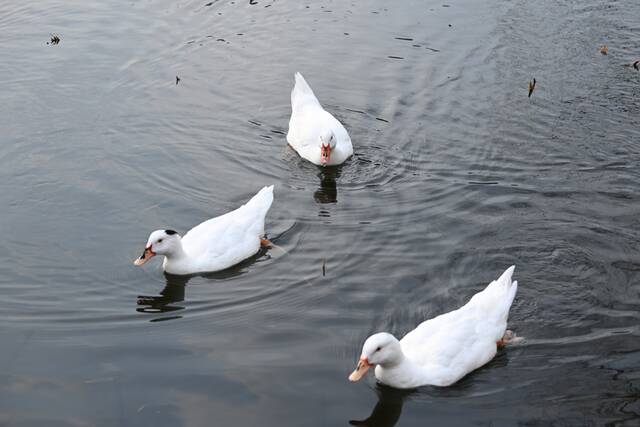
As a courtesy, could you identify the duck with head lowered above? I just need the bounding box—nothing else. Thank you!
[349,266,520,389]
[134,185,274,275]
[287,72,353,166]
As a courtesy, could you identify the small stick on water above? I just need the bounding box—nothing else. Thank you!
[599,44,608,55]
[322,258,326,276]
[176,75,180,85]
[528,78,536,98]
[633,60,639,71]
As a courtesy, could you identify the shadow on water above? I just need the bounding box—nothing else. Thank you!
[135,247,270,320]
[136,274,188,318]
[350,385,413,427]
[349,352,514,426]
[313,166,341,204]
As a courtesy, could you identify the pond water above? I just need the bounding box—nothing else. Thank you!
[2,0,640,425]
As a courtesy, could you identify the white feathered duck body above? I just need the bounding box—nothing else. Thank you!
[287,72,353,166]
[349,266,519,389]
[134,186,274,275]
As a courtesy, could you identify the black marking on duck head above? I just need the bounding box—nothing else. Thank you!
[165,229,177,235]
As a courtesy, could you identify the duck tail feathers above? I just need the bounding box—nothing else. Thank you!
[294,72,313,93]
[495,266,518,322]
[292,72,319,108]
[498,265,516,285]
[245,185,274,213]
[496,265,517,299]
[473,265,518,310]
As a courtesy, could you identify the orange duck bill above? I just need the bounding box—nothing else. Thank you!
[320,144,331,165]
[348,357,373,382]
[133,244,155,266]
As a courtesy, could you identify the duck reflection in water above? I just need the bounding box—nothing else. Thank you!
[314,166,341,204]
[136,249,269,320]
[137,274,188,319]
[350,385,412,427]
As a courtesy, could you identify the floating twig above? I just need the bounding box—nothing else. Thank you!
[528,78,536,98]
[599,44,608,55]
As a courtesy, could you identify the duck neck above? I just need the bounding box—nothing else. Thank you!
[162,242,189,269]
[376,348,423,389]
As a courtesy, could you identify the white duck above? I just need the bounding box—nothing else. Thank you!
[349,266,519,388]
[133,186,274,275]
[287,72,353,166]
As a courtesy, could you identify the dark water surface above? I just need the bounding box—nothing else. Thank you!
[2,0,640,425]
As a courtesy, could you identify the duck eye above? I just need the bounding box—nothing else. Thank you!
[376,346,381,352]
[158,239,163,243]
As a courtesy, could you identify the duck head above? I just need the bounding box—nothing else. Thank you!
[134,229,181,266]
[319,129,336,165]
[349,332,403,382]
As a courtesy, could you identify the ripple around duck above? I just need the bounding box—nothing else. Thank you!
[5,204,306,328]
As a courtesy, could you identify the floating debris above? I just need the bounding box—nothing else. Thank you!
[633,60,639,71]
[322,259,326,276]
[47,34,60,45]
[599,44,608,55]
[176,75,180,85]
[469,181,499,185]
[388,55,404,60]
[528,78,536,98]
[249,0,257,4]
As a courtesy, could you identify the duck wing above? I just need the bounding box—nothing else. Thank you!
[399,266,518,385]
[182,186,274,260]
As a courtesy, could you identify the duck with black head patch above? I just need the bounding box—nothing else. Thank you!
[134,186,274,275]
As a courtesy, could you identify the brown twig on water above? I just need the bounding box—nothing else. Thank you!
[599,44,608,55]
[528,78,536,98]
